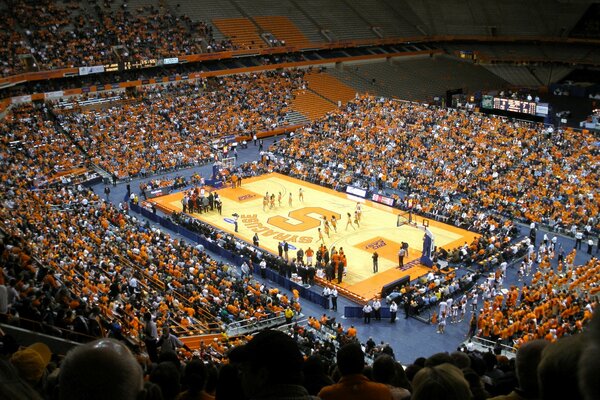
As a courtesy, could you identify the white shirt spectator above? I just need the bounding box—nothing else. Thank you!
[439,300,448,316]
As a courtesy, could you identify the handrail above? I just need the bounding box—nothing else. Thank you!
[1,313,100,343]
[471,335,517,355]
[225,312,287,337]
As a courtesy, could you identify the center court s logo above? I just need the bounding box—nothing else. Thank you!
[268,207,341,232]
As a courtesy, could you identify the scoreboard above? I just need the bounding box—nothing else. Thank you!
[492,98,536,115]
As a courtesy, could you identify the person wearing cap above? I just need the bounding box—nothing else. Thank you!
[9,342,52,390]
[228,329,317,399]
[318,342,393,400]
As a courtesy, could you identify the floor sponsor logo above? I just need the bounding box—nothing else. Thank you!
[365,238,387,250]
[355,236,406,264]
[238,193,258,201]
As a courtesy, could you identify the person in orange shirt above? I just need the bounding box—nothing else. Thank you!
[319,342,393,400]
[305,247,314,266]
[346,325,357,338]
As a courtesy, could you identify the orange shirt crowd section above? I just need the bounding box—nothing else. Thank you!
[477,251,598,346]
[2,0,232,76]
[0,104,88,185]
[272,94,600,230]
[0,105,301,352]
[58,70,306,178]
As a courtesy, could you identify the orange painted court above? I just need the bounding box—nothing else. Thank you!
[150,173,479,300]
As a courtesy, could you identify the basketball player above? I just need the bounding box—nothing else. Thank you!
[263,195,268,212]
[331,215,337,232]
[355,202,362,222]
[324,221,330,238]
[278,192,282,207]
[354,210,360,227]
[270,194,275,209]
[298,188,304,202]
[289,192,293,207]
[318,227,325,244]
[345,212,355,230]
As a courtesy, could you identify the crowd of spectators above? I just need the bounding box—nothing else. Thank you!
[0,13,30,76]
[475,250,598,347]
[56,69,306,178]
[1,0,236,76]
[0,103,89,187]
[2,316,599,400]
[1,65,600,399]
[270,94,600,235]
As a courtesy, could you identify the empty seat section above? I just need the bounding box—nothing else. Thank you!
[212,17,266,49]
[344,0,423,37]
[292,89,337,121]
[305,72,356,105]
[233,0,323,44]
[294,0,377,41]
[253,16,313,48]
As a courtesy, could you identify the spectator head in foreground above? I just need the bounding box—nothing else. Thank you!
[411,363,472,400]
[319,342,393,400]
[9,342,51,386]
[59,338,143,400]
[228,329,310,399]
[336,341,366,376]
[372,354,411,399]
[538,334,586,400]
[579,307,600,400]
[511,339,549,399]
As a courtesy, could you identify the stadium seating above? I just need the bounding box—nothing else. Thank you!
[291,88,337,121]
[212,17,267,50]
[304,71,357,106]
[2,3,600,399]
[253,16,314,48]
[291,0,378,41]
[237,1,322,44]
[329,56,508,102]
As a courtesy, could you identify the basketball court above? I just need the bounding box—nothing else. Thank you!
[150,173,479,300]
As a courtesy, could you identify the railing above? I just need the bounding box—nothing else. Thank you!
[1,314,99,344]
[225,312,288,337]
[470,335,517,358]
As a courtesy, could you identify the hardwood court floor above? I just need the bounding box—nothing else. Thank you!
[151,173,479,299]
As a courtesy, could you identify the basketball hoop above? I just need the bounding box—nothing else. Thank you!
[221,156,236,169]
[396,211,412,227]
